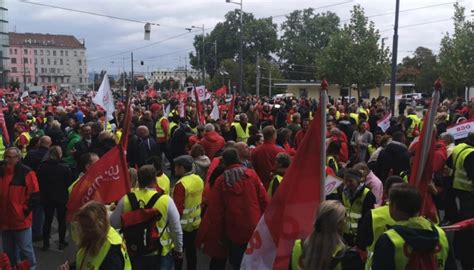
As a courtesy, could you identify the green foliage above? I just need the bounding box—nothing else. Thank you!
[317,5,389,98]
[438,2,474,96]
[279,9,340,80]
[397,47,438,93]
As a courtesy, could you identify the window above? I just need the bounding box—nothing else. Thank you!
[53,60,57,65]
[65,51,68,57]
[41,77,44,83]
[79,68,82,74]
[60,59,63,65]
[53,50,56,56]
[46,50,50,56]
[34,50,37,55]
[9,48,12,54]
[60,50,63,57]
[11,67,17,73]
[23,58,28,64]
[74,51,77,57]
[41,59,44,65]
[40,50,43,56]
[78,60,82,65]
[14,49,17,54]
[79,78,82,83]
[11,58,16,64]
[66,78,69,83]
[34,59,37,64]
[54,77,57,83]
[24,49,27,54]
[47,59,50,65]
[50,68,55,73]
[60,77,64,83]
[35,68,38,73]
[47,77,51,83]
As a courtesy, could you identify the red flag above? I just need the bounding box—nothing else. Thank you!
[441,218,474,232]
[215,85,227,96]
[147,88,158,98]
[227,94,236,125]
[66,145,131,220]
[242,103,323,269]
[0,107,10,145]
[409,105,438,223]
[193,88,206,125]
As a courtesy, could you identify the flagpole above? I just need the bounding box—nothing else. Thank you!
[415,79,442,186]
[320,80,328,202]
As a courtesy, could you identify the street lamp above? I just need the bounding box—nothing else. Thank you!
[190,25,205,86]
[226,0,244,95]
[379,37,388,97]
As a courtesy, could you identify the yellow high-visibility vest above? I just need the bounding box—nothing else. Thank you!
[176,174,204,232]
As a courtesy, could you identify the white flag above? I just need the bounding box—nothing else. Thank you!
[92,74,115,121]
[377,113,392,132]
[191,86,211,101]
[165,104,171,116]
[210,101,219,121]
[20,91,29,101]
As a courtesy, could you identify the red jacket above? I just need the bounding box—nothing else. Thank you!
[0,164,39,230]
[199,131,225,159]
[199,165,268,247]
[188,134,200,149]
[203,157,222,207]
[251,141,285,189]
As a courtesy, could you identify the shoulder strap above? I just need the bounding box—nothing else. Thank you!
[127,192,139,210]
[145,192,163,209]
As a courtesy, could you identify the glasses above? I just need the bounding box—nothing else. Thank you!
[5,155,20,159]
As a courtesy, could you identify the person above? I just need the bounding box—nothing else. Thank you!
[251,126,285,189]
[190,144,211,180]
[205,148,268,269]
[154,108,170,160]
[404,108,421,143]
[234,142,252,168]
[356,176,404,268]
[136,126,159,167]
[447,132,474,269]
[45,120,64,147]
[172,155,204,270]
[294,119,309,150]
[93,131,116,157]
[267,152,291,198]
[146,156,170,195]
[188,125,204,148]
[350,121,373,163]
[326,140,342,175]
[23,135,51,241]
[230,113,252,143]
[68,152,100,195]
[199,123,225,159]
[110,165,183,270]
[339,168,376,247]
[375,131,410,183]
[0,147,40,269]
[73,124,96,164]
[289,200,363,270]
[59,201,131,270]
[353,162,383,206]
[287,113,301,146]
[36,146,73,250]
[372,184,450,270]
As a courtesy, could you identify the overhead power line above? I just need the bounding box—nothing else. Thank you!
[271,0,353,18]
[19,0,163,26]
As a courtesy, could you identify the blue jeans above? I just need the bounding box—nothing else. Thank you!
[2,228,37,270]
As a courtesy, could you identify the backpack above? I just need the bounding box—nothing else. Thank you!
[121,192,165,257]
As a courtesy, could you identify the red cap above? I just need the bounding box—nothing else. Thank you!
[150,103,162,112]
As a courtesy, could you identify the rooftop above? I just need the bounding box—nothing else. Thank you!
[9,32,85,49]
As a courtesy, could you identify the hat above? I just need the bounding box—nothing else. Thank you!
[344,168,362,182]
[173,155,194,171]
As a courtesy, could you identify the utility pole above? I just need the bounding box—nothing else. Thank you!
[23,56,27,91]
[256,53,260,97]
[389,0,400,113]
[379,37,387,97]
[268,68,272,97]
[201,24,205,86]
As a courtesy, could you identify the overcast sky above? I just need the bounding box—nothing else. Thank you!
[8,0,474,75]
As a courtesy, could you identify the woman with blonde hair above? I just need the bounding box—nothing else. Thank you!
[289,200,362,270]
[58,201,131,270]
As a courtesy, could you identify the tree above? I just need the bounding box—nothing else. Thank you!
[397,47,438,93]
[189,10,279,82]
[279,9,340,81]
[9,80,19,90]
[153,80,161,90]
[317,5,389,100]
[439,3,474,96]
[135,78,148,91]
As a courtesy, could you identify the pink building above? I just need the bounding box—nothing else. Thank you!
[8,46,35,86]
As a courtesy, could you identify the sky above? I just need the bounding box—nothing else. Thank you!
[8,0,474,75]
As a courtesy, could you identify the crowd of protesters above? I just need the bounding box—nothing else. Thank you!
[0,87,473,270]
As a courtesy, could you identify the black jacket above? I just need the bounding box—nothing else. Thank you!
[375,141,410,182]
[36,159,73,204]
[93,138,116,157]
[24,147,49,172]
[137,136,158,167]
